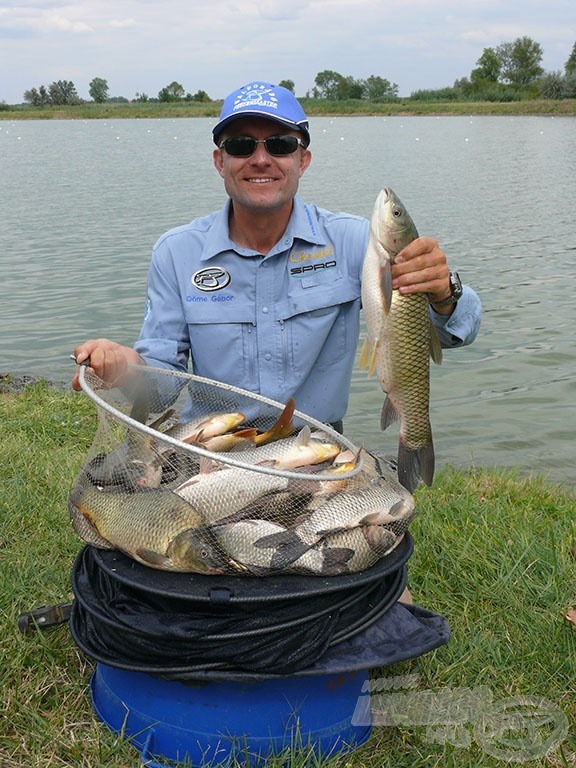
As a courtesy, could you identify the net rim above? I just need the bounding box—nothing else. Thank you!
[78,364,363,482]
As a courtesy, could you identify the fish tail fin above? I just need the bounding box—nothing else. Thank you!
[397,438,435,493]
[253,398,296,445]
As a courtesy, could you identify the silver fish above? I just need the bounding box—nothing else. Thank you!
[214,519,353,576]
[174,465,291,525]
[314,526,400,572]
[223,425,342,470]
[295,483,414,545]
[162,410,246,444]
[254,478,414,570]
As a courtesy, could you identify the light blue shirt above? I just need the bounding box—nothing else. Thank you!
[135,197,481,424]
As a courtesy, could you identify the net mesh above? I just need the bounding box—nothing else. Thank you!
[69,365,417,576]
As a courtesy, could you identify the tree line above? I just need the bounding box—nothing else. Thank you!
[18,37,576,108]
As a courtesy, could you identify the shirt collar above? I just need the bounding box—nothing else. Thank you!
[200,197,326,262]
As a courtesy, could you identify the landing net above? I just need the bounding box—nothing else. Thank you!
[69,365,416,576]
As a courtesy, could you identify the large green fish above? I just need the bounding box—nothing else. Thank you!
[360,188,442,492]
[70,484,232,573]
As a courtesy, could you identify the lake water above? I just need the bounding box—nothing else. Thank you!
[1,115,575,488]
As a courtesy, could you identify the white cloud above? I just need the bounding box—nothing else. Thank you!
[109,18,137,29]
[0,0,573,103]
[43,13,94,33]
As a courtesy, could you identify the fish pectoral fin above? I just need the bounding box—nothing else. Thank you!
[429,321,443,365]
[379,258,393,313]
[359,511,388,526]
[359,337,371,371]
[135,548,172,568]
[253,529,312,570]
[380,396,399,431]
[359,338,379,378]
[321,547,354,570]
[363,526,397,554]
[222,428,260,450]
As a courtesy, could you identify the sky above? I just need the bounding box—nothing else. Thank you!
[0,0,574,104]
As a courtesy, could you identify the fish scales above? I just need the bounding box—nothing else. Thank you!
[71,484,229,573]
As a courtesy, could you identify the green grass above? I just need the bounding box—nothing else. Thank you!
[0,98,575,120]
[1,381,574,767]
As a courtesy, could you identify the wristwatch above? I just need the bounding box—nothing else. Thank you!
[431,271,463,307]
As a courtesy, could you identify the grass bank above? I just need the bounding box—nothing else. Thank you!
[1,98,575,120]
[0,380,574,767]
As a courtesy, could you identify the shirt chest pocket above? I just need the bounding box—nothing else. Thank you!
[274,275,361,371]
[183,301,257,388]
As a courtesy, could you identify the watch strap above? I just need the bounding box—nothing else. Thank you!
[431,271,462,307]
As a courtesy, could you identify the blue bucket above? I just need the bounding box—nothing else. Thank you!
[91,663,372,766]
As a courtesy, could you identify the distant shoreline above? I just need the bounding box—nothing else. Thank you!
[1,98,575,120]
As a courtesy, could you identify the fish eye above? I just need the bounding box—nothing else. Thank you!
[392,206,402,218]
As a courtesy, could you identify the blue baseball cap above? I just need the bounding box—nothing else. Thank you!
[213,82,310,146]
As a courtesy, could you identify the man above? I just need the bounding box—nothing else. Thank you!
[72,81,481,432]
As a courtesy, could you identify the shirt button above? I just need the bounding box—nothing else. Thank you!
[262,306,269,314]
[264,353,272,361]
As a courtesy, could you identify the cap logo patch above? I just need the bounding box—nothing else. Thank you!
[233,84,278,113]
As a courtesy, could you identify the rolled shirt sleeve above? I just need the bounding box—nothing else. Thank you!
[430,285,482,348]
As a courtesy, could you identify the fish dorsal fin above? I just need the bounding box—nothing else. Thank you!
[295,425,312,447]
[198,456,216,474]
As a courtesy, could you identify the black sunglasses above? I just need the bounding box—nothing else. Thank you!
[218,135,306,157]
